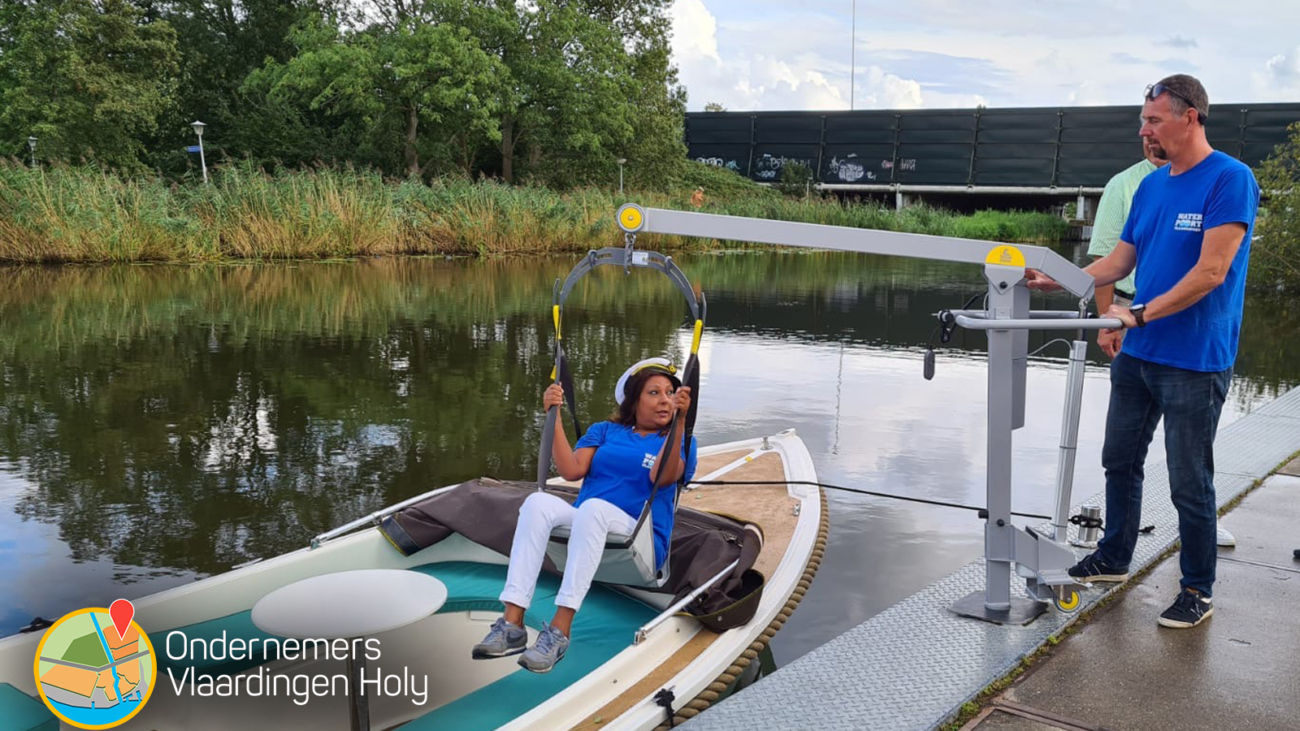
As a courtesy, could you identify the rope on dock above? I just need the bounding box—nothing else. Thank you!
[652,487,829,730]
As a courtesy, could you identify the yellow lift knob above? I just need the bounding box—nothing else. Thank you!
[617,204,645,232]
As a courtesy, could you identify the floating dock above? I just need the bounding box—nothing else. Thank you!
[679,385,1300,731]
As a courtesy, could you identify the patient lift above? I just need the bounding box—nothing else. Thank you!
[614,204,1121,624]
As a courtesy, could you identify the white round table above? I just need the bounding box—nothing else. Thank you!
[252,569,447,731]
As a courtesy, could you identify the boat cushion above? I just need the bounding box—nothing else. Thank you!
[399,561,659,731]
[0,683,58,731]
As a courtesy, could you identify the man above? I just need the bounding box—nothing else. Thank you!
[1088,138,1237,548]
[1028,75,1260,629]
[690,187,705,208]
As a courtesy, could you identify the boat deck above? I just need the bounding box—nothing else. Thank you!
[677,385,1300,731]
[568,446,805,731]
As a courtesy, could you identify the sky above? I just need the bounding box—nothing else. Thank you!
[669,0,1300,112]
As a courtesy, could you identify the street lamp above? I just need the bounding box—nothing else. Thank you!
[616,157,627,196]
[190,120,208,184]
[27,136,37,168]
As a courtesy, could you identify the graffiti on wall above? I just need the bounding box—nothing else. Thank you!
[752,154,814,180]
[826,155,877,183]
[694,156,743,172]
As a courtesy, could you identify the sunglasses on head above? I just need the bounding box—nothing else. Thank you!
[1145,83,1206,122]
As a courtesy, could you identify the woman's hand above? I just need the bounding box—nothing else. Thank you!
[543,383,565,411]
[672,386,692,415]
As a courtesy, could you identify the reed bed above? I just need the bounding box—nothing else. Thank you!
[0,162,1069,263]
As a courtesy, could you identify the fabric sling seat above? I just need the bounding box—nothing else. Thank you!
[544,495,669,588]
[536,241,704,589]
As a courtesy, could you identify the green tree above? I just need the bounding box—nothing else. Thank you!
[460,0,636,185]
[0,0,181,168]
[704,102,726,112]
[776,161,814,198]
[142,1,334,173]
[1252,121,1300,292]
[245,6,504,176]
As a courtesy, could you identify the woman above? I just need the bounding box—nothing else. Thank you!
[472,357,697,673]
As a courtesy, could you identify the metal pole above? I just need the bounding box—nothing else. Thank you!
[191,121,208,185]
[850,0,855,110]
[27,136,37,168]
[199,138,208,185]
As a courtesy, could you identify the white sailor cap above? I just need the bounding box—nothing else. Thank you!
[615,357,681,405]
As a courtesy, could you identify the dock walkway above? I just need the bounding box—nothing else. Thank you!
[678,385,1300,731]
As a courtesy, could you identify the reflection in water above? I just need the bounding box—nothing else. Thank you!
[1,253,1297,661]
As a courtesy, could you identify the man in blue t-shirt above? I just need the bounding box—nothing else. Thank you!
[1028,74,1260,630]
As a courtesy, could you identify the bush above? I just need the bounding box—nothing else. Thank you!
[1252,121,1300,292]
[775,161,814,198]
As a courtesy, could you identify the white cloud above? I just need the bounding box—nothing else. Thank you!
[670,0,720,64]
[670,0,1300,110]
[1266,47,1300,86]
[670,0,981,111]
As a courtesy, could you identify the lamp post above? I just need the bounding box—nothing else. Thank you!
[850,0,856,110]
[27,136,37,168]
[616,158,627,196]
[190,120,208,184]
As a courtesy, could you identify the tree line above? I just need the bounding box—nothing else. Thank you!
[0,0,688,187]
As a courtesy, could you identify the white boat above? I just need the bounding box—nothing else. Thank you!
[0,428,825,731]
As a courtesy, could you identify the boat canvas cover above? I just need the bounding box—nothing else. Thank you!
[381,478,765,632]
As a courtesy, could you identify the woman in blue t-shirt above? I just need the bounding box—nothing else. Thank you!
[471,358,697,673]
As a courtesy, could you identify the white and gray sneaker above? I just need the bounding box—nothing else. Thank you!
[471,617,527,659]
[517,623,569,674]
[1216,523,1236,548]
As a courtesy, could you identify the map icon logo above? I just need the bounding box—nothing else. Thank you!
[32,605,157,729]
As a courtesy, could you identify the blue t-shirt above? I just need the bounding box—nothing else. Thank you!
[573,421,699,569]
[1120,151,1260,372]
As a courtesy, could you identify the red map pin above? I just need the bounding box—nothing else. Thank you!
[109,599,135,642]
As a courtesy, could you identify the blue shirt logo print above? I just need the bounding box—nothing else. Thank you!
[1173,212,1203,232]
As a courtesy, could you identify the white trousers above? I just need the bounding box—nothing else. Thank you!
[499,492,638,612]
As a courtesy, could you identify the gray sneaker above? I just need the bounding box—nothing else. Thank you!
[517,623,569,674]
[471,617,527,659]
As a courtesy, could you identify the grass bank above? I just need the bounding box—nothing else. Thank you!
[0,162,1070,263]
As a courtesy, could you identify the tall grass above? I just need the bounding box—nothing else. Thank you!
[0,162,1069,263]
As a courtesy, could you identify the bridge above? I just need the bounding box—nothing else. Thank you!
[685,103,1300,214]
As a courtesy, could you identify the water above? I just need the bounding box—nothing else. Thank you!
[1,251,1296,666]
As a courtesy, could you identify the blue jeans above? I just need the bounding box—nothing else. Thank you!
[1096,353,1231,596]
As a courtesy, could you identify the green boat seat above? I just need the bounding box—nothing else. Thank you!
[400,561,659,731]
[0,682,58,731]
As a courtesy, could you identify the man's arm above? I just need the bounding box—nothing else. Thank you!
[1083,240,1138,288]
[1140,223,1248,323]
[1026,239,1136,293]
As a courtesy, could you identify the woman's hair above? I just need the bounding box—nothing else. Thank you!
[609,370,676,431]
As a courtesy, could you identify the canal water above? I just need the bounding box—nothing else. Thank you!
[2,251,1297,665]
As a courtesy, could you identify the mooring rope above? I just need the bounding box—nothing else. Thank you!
[692,479,1053,521]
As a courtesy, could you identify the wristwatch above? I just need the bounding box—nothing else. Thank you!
[1129,303,1147,328]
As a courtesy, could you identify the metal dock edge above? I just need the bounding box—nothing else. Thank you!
[678,384,1300,731]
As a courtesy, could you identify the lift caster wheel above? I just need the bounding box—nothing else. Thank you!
[1053,589,1081,613]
